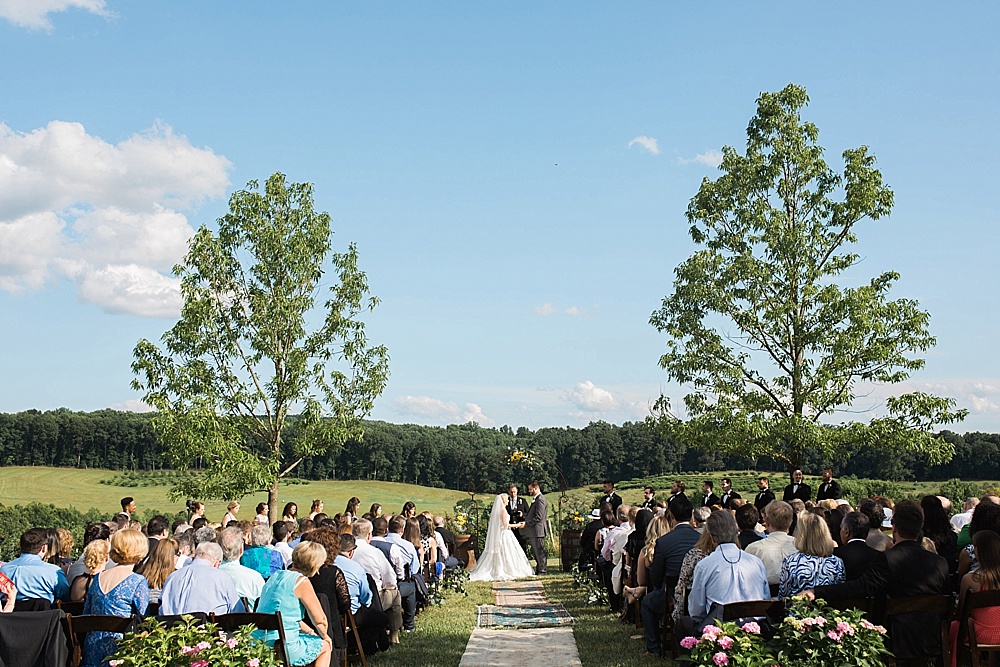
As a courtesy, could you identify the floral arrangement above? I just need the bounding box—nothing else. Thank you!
[571,563,608,607]
[108,616,282,667]
[772,597,888,667]
[505,447,538,470]
[561,499,592,531]
[452,499,489,538]
[679,598,888,667]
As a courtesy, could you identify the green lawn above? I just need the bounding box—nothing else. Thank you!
[0,466,468,522]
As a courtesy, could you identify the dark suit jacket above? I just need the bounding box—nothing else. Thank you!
[639,498,657,511]
[739,530,763,550]
[753,489,776,512]
[814,540,950,659]
[701,493,721,508]
[833,539,878,581]
[523,493,548,537]
[600,493,622,514]
[505,496,529,524]
[648,524,700,590]
[782,483,811,502]
[667,492,687,509]
[816,480,842,501]
[720,490,741,509]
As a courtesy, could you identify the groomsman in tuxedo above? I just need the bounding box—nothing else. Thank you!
[754,477,776,513]
[720,478,741,509]
[667,480,687,511]
[506,484,529,552]
[816,467,842,501]
[601,481,623,514]
[782,469,811,503]
[640,486,657,511]
[700,480,721,508]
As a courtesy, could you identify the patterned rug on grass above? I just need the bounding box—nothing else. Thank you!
[475,604,574,629]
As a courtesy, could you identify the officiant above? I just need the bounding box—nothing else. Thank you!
[506,484,529,552]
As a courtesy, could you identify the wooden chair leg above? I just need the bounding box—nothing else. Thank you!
[347,610,367,667]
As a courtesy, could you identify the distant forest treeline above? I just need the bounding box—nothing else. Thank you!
[1,409,998,490]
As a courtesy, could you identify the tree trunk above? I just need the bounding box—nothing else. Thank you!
[268,479,280,524]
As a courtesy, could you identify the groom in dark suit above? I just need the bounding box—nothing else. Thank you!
[506,484,529,553]
[521,480,549,575]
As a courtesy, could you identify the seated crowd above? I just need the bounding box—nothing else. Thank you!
[0,495,464,667]
[580,472,1000,662]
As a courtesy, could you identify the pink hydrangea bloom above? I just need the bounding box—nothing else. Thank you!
[713,651,730,666]
[191,661,209,667]
[196,641,211,651]
[718,636,734,650]
[247,659,261,667]
[226,637,239,649]
[827,630,842,642]
[815,616,826,626]
[702,625,723,640]
[741,621,761,634]
[680,636,700,650]
[181,646,197,655]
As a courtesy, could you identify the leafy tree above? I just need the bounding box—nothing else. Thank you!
[650,84,966,471]
[132,173,390,522]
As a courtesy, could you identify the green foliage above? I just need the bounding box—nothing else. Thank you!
[100,470,197,488]
[772,597,888,667]
[650,83,966,471]
[837,477,906,506]
[451,499,490,539]
[561,498,592,531]
[108,616,281,667]
[0,503,104,561]
[938,478,986,507]
[571,563,608,607]
[132,173,389,520]
[681,620,774,667]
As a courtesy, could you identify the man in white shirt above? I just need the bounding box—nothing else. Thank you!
[951,497,978,533]
[371,517,417,632]
[218,527,265,609]
[271,521,294,567]
[600,505,633,613]
[352,519,404,643]
[745,500,797,589]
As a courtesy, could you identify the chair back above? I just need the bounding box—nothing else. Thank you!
[12,598,51,612]
[883,593,952,667]
[720,599,784,622]
[956,588,1000,667]
[56,599,85,616]
[65,614,137,667]
[825,597,871,614]
[211,611,287,664]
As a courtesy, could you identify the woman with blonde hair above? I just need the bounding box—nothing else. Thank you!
[255,541,333,666]
[623,514,670,605]
[69,539,110,602]
[779,511,846,596]
[82,530,149,667]
[135,537,178,602]
[223,500,240,526]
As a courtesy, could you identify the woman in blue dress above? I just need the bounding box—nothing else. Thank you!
[779,511,846,597]
[82,530,149,667]
[255,541,333,667]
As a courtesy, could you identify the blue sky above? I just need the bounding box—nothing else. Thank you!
[1,2,998,432]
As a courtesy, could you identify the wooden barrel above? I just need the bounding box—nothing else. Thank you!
[455,533,478,570]
[560,529,582,572]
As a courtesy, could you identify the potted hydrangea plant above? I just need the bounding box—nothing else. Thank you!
[107,616,283,667]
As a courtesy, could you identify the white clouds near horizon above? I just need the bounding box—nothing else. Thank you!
[0,0,108,30]
[628,135,660,155]
[394,395,496,426]
[0,120,231,317]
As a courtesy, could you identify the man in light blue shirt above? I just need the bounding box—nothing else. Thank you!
[677,511,770,644]
[0,528,69,602]
[384,516,420,577]
[335,534,373,614]
[160,542,243,615]
[218,527,265,609]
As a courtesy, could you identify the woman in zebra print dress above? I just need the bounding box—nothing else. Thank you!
[779,511,845,597]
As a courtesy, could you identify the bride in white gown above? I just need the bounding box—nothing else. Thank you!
[469,493,536,581]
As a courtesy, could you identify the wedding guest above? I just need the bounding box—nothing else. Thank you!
[67,523,112,582]
[834,512,878,580]
[136,537,177,603]
[673,525,716,621]
[624,514,670,607]
[81,530,149,667]
[921,495,958,569]
[746,500,796,588]
[308,499,324,521]
[223,501,241,526]
[779,511,845,596]
[256,541,333,667]
[400,502,416,519]
[344,497,361,523]
[219,527,265,609]
[950,530,1000,667]
[69,539,110,602]
[736,504,763,550]
[160,542,241,616]
[255,503,270,526]
[0,528,69,602]
[369,503,383,519]
[273,521,295,567]
[859,499,893,551]
[282,502,299,527]
[952,498,979,534]
[352,519,404,644]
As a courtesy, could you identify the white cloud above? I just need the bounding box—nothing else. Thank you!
[852,379,1000,418]
[394,395,496,426]
[532,302,556,316]
[679,149,724,168]
[0,0,108,30]
[628,136,660,155]
[567,381,618,412]
[108,398,155,413]
[0,120,232,316]
[564,306,583,316]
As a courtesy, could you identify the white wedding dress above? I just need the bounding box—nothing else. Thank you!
[469,494,536,581]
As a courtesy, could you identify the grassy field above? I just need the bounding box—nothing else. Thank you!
[0,466,469,522]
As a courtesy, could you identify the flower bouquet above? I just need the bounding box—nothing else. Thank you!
[107,615,282,667]
[772,597,888,667]
[681,620,776,667]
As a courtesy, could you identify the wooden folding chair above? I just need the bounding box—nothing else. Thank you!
[956,589,1000,667]
[212,611,287,665]
[658,575,680,658]
[65,614,137,667]
[883,594,953,667]
[720,599,784,622]
[343,607,367,667]
[56,599,85,616]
